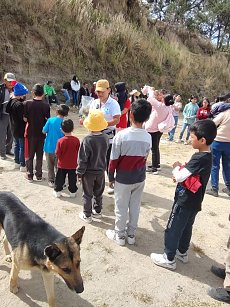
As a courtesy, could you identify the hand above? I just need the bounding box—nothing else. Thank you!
[173,161,182,168]
[109,181,115,188]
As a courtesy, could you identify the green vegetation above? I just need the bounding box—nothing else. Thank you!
[0,0,229,98]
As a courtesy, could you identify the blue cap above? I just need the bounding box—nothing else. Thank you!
[14,82,29,96]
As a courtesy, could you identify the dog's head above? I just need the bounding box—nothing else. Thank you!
[44,226,85,293]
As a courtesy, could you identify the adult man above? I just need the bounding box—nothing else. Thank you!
[24,84,50,182]
[90,79,121,194]
[0,73,16,159]
[208,216,230,303]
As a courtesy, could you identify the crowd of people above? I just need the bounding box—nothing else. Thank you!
[0,72,230,304]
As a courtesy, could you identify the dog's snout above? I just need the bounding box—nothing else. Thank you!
[75,283,84,293]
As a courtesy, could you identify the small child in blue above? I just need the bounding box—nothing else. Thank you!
[151,119,217,270]
[43,104,69,187]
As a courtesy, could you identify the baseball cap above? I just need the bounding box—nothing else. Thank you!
[4,72,16,82]
[13,83,29,96]
[95,79,110,92]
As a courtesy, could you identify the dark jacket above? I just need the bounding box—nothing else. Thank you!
[0,83,6,117]
[6,97,26,138]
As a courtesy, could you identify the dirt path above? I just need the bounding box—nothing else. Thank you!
[0,110,229,307]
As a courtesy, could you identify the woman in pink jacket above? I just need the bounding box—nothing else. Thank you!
[143,87,174,174]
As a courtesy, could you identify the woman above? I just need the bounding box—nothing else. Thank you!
[114,82,131,131]
[197,98,211,120]
[71,75,80,107]
[143,86,173,174]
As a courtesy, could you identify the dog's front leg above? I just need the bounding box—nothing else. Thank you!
[9,252,20,294]
[42,271,57,307]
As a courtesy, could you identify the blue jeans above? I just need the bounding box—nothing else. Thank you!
[164,202,198,261]
[14,137,25,166]
[168,116,178,141]
[211,141,230,191]
[62,89,70,106]
[179,122,191,141]
[72,90,79,106]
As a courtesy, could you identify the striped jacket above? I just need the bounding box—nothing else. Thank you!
[108,127,152,184]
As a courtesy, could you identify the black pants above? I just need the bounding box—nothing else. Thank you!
[149,131,163,172]
[82,172,105,217]
[26,137,44,179]
[164,202,198,261]
[55,168,77,193]
[106,144,112,174]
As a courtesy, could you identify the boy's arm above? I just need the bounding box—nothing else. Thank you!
[76,139,90,177]
[172,166,192,182]
[108,134,121,183]
[183,104,188,117]
[42,119,49,134]
[55,140,61,158]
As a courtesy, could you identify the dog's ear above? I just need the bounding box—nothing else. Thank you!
[44,244,62,261]
[71,226,85,245]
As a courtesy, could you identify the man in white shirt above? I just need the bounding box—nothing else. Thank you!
[90,79,121,194]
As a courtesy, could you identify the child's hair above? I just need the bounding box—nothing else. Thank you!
[131,99,152,123]
[61,119,74,133]
[57,104,69,117]
[32,84,44,96]
[164,94,174,106]
[190,119,217,145]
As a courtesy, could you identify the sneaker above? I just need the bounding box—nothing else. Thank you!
[206,189,218,197]
[152,171,159,175]
[222,187,230,196]
[79,212,92,223]
[53,190,61,198]
[107,187,114,195]
[25,175,33,183]
[48,181,54,188]
[92,209,102,219]
[20,166,26,172]
[69,192,76,198]
[14,163,20,169]
[184,141,189,145]
[36,177,42,182]
[208,287,230,303]
[157,167,161,171]
[211,265,226,279]
[150,253,176,270]
[127,235,135,245]
[146,167,153,173]
[175,249,188,263]
[175,139,183,143]
[106,229,125,246]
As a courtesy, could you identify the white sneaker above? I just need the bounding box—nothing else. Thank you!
[106,229,125,246]
[175,250,189,263]
[107,187,114,195]
[20,166,26,172]
[176,139,183,143]
[53,191,61,198]
[14,163,20,169]
[92,209,102,219]
[79,212,92,223]
[127,235,135,245]
[69,192,76,198]
[152,171,158,175]
[150,253,176,270]
[48,181,54,188]
[184,141,189,145]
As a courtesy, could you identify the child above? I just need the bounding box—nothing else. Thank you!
[53,119,80,198]
[106,99,152,246]
[42,104,69,187]
[150,119,217,270]
[77,110,109,223]
[176,95,199,145]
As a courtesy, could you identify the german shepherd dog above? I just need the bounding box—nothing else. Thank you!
[0,192,85,307]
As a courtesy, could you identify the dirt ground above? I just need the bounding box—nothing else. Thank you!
[0,109,229,307]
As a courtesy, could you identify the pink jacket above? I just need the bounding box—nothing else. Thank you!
[145,97,171,133]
